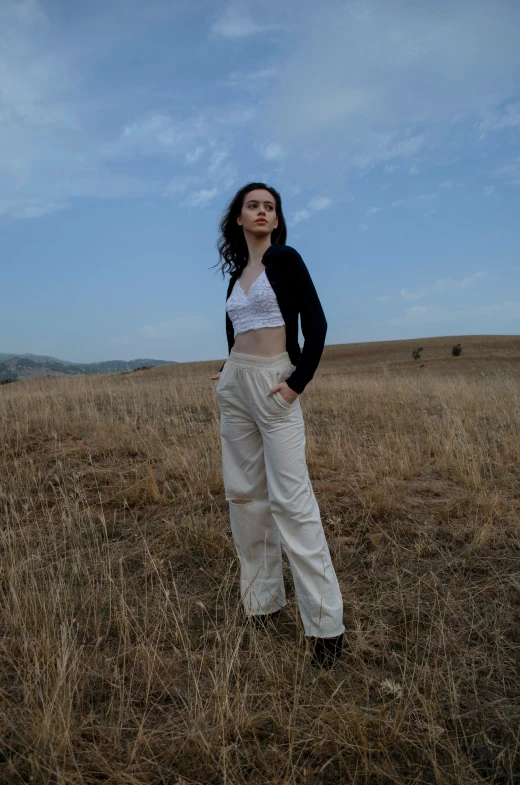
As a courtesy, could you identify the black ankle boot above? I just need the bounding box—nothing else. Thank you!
[310,632,344,669]
[246,608,282,629]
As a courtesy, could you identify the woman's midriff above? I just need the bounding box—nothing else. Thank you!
[232,325,287,358]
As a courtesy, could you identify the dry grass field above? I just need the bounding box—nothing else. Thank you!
[1,335,519,785]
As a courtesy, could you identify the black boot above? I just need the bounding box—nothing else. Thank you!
[309,632,344,669]
[246,608,282,629]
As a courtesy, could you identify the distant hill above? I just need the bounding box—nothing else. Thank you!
[0,353,177,383]
[320,334,520,377]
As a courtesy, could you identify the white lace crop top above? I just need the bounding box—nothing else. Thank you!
[226,270,286,338]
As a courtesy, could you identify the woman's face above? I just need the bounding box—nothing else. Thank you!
[237,189,278,238]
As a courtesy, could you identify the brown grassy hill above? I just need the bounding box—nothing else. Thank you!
[0,334,518,784]
[321,334,520,376]
[151,334,518,384]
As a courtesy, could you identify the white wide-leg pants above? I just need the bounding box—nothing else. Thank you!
[215,350,345,639]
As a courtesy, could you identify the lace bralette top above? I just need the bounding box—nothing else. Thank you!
[226,270,285,338]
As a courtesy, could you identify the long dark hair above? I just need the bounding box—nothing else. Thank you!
[210,182,288,278]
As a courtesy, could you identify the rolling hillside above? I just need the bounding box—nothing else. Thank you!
[0,353,177,382]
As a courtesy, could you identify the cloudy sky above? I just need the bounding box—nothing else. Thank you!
[2,0,519,364]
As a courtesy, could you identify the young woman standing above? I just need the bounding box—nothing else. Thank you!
[210,182,345,669]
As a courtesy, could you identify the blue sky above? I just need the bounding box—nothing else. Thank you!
[2,0,519,364]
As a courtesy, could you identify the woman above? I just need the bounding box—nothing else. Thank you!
[209,182,345,669]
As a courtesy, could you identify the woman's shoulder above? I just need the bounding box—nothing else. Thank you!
[270,243,300,256]
[269,244,306,268]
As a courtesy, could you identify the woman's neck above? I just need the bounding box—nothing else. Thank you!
[244,240,272,268]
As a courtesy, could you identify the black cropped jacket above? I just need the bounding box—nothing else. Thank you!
[218,244,327,395]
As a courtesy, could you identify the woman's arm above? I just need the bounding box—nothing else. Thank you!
[284,249,327,395]
[218,309,235,373]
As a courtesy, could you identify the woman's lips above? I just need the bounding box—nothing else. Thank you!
[255,220,267,223]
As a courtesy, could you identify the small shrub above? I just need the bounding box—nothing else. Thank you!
[452,343,462,356]
[411,347,423,360]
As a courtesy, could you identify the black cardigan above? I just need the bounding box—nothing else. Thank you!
[218,244,327,395]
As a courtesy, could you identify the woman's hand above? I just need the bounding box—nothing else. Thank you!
[268,380,299,405]
[210,373,221,382]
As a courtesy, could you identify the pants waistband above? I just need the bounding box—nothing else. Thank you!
[227,350,291,371]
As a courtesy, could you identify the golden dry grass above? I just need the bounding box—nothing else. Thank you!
[1,335,519,785]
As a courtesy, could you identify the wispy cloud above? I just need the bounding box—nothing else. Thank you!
[493,156,520,186]
[109,313,215,358]
[0,0,248,219]
[185,146,205,164]
[375,299,520,328]
[110,113,205,157]
[136,315,213,338]
[456,300,520,318]
[308,196,332,211]
[401,287,428,301]
[438,180,464,190]
[431,272,487,293]
[0,199,70,220]
[373,304,444,328]
[291,195,332,225]
[2,0,519,225]
[0,0,208,219]
[254,142,286,161]
[209,1,280,39]
[261,0,520,172]
[400,271,487,301]
[217,67,277,91]
[183,188,220,208]
[163,175,199,197]
[477,101,520,136]
[362,177,485,223]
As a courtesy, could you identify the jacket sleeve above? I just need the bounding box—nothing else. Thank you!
[218,305,235,373]
[284,250,327,395]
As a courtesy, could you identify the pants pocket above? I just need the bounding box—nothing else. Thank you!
[273,390,293,408]
[272,364,297,408]
[215,363,230,395]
